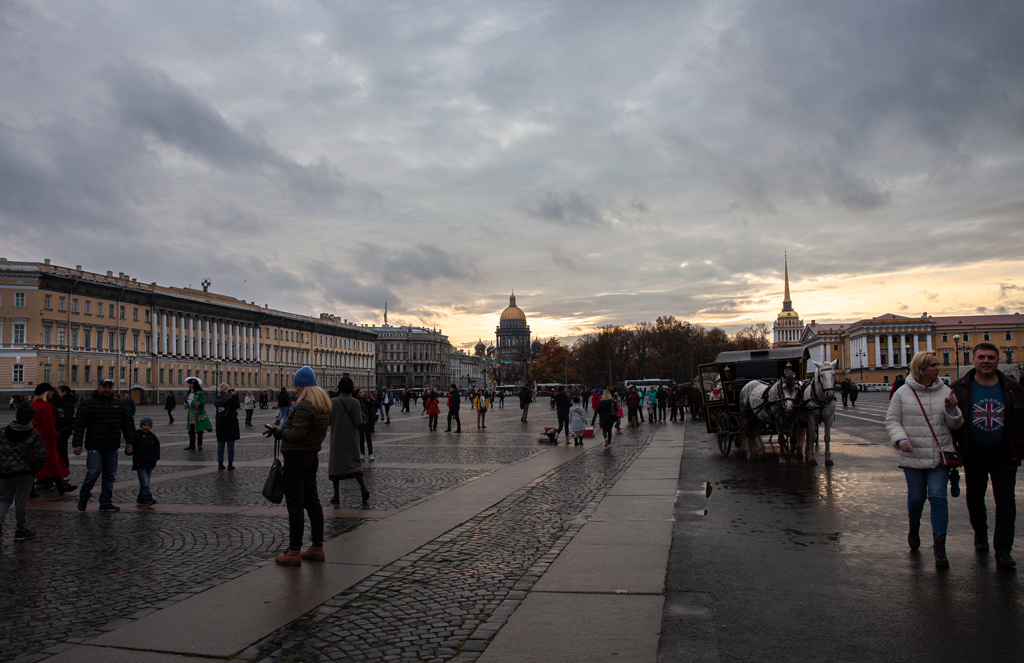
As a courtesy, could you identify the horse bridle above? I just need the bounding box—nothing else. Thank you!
[805,366,836,409]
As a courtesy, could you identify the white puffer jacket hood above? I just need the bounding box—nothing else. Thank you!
[885,376,964,469]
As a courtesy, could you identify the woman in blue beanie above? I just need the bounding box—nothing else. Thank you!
[270,366,331,565]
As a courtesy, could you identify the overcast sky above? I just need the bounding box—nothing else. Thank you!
[2,0,1022,349]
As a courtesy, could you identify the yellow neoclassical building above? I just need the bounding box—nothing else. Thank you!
[802,312,1024,385]
[0,259,377,401]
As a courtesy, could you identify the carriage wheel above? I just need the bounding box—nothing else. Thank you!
[716,412,734,457]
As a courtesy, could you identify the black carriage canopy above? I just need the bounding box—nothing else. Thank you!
[712,347,810,381]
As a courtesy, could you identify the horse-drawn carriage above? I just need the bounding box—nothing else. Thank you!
[697,347,838,465]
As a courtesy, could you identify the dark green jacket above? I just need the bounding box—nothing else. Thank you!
[280,399,329,453]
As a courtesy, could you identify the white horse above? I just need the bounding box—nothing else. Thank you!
[799,359,837,466]
[738,372,803,462]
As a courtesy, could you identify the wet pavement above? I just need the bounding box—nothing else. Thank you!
[661,393,1024,663]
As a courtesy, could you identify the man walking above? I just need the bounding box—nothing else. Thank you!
[840,378,851,407]
[519,385,533,424]
[445,384,462,433]
[73,378,134,512]
[951,342,1024,569]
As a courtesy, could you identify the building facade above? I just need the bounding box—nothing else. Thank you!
[0,259,376,400]
[450,351,486,389]
[373,324,452,390]
[801,312,1024,384]
[495,293,531,360]
[773,255,803,348]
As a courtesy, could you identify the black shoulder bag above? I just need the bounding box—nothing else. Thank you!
[262,438,285,504]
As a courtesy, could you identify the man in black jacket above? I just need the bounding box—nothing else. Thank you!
[73,379,135,512]
[445,385,462,433]
[951,342,1024,569]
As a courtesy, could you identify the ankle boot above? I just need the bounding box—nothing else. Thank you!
[933,534,949,569]
[300,545,325,562]
[218,462,225,471]
[908,520,921,551]
[275,548,302,566]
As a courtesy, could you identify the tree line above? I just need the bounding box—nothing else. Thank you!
[527,317,772,386]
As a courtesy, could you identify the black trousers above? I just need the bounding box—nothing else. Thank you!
[447,407,461,430]
[428,413,438,429]
[556,409,570,435]
[282,450,324,550]
[965,455,1017,553]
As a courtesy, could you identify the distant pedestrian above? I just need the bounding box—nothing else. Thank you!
[356,388,377,460]
[73,378,134,512]
[474,389,489,429]
[125,416,160,507]
[446,384,462,433]
[498,391,505,409]
[164,391,176,423]
[31,383,72,494]
[657,387,668,421]
[214,383,240,471]
[840,379,852,407]
[244,391,256,426]
[425,391,440,431]
[849,380,859,407]
[597,389,617,446]
[382,389,392,424]
[886,351,963,568]
[627,387,641,426]
[270,366,331,566]
[54,385,77,472]
[276,387,292,424]
[519,386,532,423]
[554,387,571,442]
[0,402,47,541]
[328,376,370,506]
[184,377,211,450]
[890,375,905,401]
[569,397,586,446]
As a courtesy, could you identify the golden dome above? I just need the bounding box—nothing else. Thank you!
[500,293,527,322]
[778,310,800,319]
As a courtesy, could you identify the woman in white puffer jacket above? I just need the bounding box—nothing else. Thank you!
[886,351,963,568]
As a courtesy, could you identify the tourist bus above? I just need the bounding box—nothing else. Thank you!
[534,382,582,397]
[624,378,676,391]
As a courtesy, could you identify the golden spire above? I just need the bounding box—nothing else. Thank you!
[783,252,791,305]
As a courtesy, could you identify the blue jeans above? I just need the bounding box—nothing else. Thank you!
[218,440,235,464]
[79,448,119,507]
[136,468,153,501]
[903,465,951,536]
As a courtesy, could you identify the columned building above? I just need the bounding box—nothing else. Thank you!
[373,324,452,390]
[0,259,376,400]
[773,255,803,348]
[801,312,1024,385]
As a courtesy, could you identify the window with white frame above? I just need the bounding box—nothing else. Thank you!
[44,294,52,310]
[43,325,53,345]
[72,298,79,313]
[57,325,66,347]
[85,301,92,315]
[13,364,24,382]
[14,292,25,308]
[13,322,26,345]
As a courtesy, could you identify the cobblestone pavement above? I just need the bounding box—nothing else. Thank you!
[244,424,657,663]
[2,404,628,662]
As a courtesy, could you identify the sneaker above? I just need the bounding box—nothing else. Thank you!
[140,498,157,507]
[14,528,36,541]
[98,504,121,512]
[359,454,365,460]
[369,454,375,461]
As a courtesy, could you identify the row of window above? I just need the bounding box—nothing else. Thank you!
[941,332,1012,342]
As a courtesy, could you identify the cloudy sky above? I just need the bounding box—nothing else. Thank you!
[2,0,1022,349]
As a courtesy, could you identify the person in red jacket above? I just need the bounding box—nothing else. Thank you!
[425,391,441,431]
[30,383,71,494]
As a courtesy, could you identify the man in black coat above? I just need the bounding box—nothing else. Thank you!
[445,384,462,433]
[951,342,1024,569]
[72,379,135,512]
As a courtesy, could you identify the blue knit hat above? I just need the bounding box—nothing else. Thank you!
[139,416,154,427]
[293,366,317,387]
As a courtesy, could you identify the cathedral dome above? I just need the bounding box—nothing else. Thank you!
[499,293,527,322]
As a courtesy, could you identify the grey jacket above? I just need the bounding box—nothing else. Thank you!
[328,394,363,477]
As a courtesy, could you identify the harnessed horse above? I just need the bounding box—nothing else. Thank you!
[738,372,803,462]
[799,359,837,466]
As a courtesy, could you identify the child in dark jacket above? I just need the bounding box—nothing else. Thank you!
[0,402,47,540]
[125,416,160,507]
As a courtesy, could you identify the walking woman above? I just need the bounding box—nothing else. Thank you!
[597,389,618,446]
[568,397,586,446]
[425,391,440,431]
[886,351,963,568]
[164,391,176,424]
[184,377,212,450]
[271,367,331,565]
[328,377,370,505]
[474,389,488,429]
[356,388,377,461]
[214,384,240,471]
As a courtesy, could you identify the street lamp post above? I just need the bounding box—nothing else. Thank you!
[125,352,136,395]
[855,349,866,383]
[953,335,961,379]
[213,358,221,388]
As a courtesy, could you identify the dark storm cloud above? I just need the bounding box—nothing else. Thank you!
[350,243,478,284]
[100,61,363,207]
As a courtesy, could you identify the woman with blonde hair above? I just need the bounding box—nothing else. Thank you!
[596,388,618,446]
[886,351,963,568]
[269,366,331,565]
